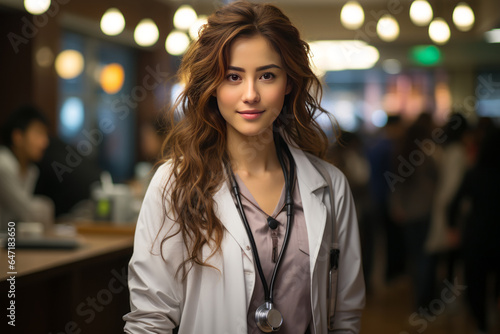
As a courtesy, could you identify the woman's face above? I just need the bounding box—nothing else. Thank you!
[215,34,290,141]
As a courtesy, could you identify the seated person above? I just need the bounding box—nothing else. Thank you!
[0,105,54,231]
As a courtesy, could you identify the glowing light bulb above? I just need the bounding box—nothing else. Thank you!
[165,31,190,56]
[134,19,159,47]
[429,18,450,45]
[410,0,433,26]
[24,0,51,15]
[100,63,125,94]
[377,15,400,42]
[189,16,208,40]
[340,1,364,30]
[55,50,84,79]
[100,8,125,36]
[173,5,197,31]
[453,3,475,32]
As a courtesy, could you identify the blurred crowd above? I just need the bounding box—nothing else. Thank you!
[329,112,500,334]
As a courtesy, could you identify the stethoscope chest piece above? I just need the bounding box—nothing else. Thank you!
[255,302,283,332]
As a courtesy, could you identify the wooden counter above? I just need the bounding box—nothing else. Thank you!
[0,225,135,333]
[0,233,134,281]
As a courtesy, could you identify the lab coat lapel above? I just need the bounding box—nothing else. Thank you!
[213,180,254,262]
[288,144,328,269]
[213,139,329,266]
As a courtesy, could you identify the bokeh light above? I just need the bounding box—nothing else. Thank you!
[55,50,84,79]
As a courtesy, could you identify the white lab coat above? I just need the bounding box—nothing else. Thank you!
[124,141,365,334]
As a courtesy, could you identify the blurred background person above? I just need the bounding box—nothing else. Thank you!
[366,114,406,283]
[0,105,54,230]
[328,131,373,292]
[389,112,438,310]
[448,126,500,334]
[129,118,167,199]
[34,135,102,220]
[426,113,469,283]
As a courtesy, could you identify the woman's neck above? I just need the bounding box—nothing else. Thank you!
[226,127,281,177]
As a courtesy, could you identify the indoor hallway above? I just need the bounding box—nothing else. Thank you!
[359,236,499,334]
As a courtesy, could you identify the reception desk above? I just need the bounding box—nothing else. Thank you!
[0,223,135,333]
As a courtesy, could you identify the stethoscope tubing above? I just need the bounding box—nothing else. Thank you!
[227,133,295,304]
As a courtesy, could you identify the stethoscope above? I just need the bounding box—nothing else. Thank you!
[227,133,295,333]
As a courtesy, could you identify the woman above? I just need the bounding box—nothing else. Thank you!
[124,2,365,333]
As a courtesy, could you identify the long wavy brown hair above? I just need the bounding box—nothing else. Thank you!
[158,0,331,276]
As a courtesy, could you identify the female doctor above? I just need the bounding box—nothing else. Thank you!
[124,1,365,333]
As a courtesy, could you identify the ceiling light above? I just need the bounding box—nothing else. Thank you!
[308,40,379,72]
[189,16,208,40]
[24,0,51,15]
[134,19,159,47]
[100,8,125,36]
[429,18,450,45]
[409,0,433,26]
[377,15,400,42]
[165,31,190,56]
[485,29,500,43]
[173,5,197,31]
[55,50,84,79]
[340,1,364,30]
[453,3,475,32]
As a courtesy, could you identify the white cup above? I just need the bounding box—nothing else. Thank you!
[17,222,44,238]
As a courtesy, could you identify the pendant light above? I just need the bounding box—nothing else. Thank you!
[24,0,51,15]
[173,5,197,31]
[453,2,475,32]
[377,14,400,42]
[134,19,159,47]
[409,0,433,26]
[100,8,125,36]
[340,1,364,30]
[165,31,190,55]
[429,18,450,44]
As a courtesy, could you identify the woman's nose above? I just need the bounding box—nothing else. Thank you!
[242,81,260,103]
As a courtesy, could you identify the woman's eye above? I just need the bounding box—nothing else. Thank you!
[261,72,275,80]
[227,74,240,82]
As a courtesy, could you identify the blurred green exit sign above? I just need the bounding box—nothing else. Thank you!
[410,45,442,66]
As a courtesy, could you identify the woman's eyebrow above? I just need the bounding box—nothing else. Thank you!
[227,64,282,72]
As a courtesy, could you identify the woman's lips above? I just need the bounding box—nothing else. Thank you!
[237,110,264,120]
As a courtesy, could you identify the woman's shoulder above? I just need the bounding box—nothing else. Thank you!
[303,151,348,183]
[150,160,175,184]
[142,160,176,201]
